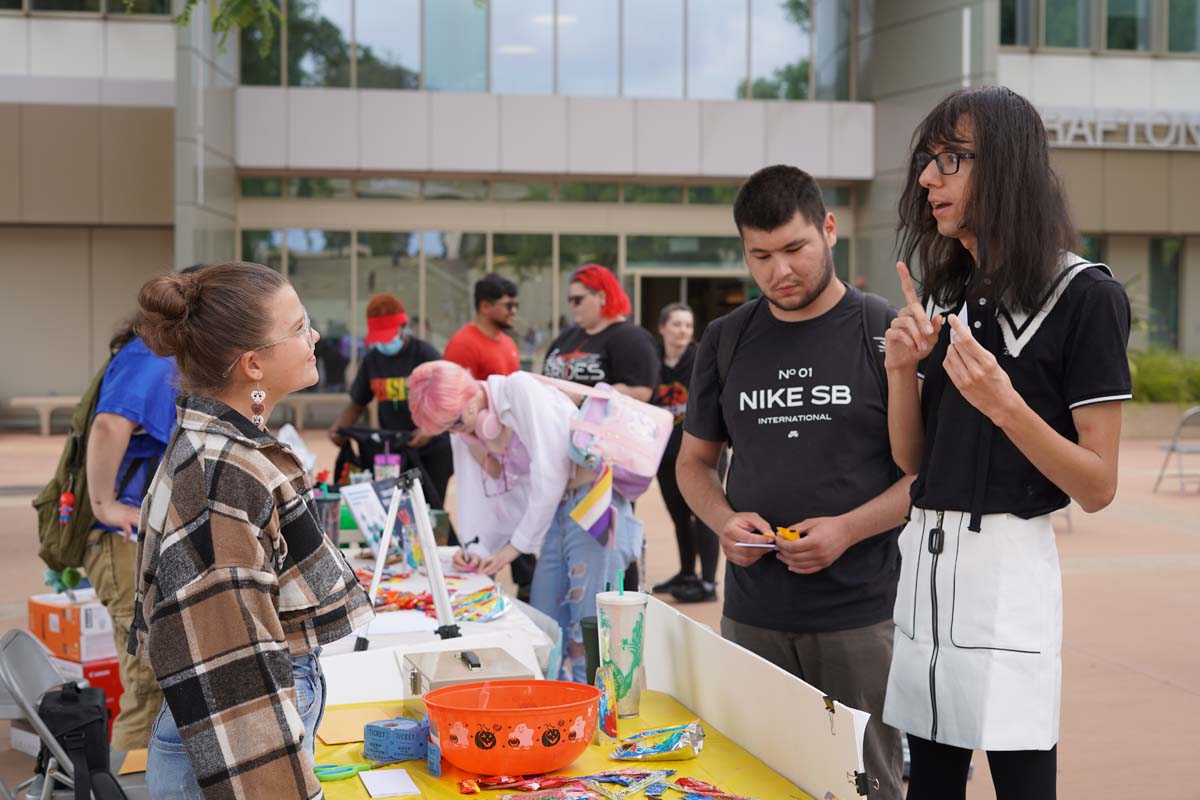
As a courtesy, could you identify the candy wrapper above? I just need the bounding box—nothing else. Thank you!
[459,775,525,793]
[668,776,758,800]
[611,721,704,761]
[497,787,600,800]
[582,770,675,800]
[594,664,619,741]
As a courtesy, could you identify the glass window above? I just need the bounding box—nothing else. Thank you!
[0,0,21,8]
[241,177,284,198]
[241,230,284,271]
[627,236,743,271]
[558,0,619,96]
[822,186,851,207]
[494,234,554,369]
[492,182,554,202]
[241,1,282,86]
[492,0,553,95]
[1169,0,1200,52]
[32,0,99,10]
[687,0,748,100]
[750,0,811,99]
[288,177,354,198]
[1044,0,1092,47]
[425,0,487,91]
[1107,0,1151,50]
[356,231,420,369]
[687,185,739,205]
[559,182,619,202]
[624,0,684,98]
[814,0,851,100]
[424,180,489,202]
[559,235,619,334]
[833,239,849,281]
[286,229,352,390]
[356,178,421,200]
[115,0,171,12]
[624,184,684,204]
[1001,0,1035,45]
[356,0,421,89]
[1150,238,1182,350]
[1077,235,1105,264]
[424,232,487,350]
[286,0,351,87]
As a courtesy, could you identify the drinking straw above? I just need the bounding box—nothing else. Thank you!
[618,569,625,596]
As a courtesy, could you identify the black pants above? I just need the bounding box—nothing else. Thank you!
[657,446,719,583]
[906,735,1057,800]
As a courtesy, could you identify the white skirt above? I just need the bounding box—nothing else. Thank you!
[883,507,1062,751]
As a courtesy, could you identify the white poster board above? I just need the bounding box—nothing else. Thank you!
[643,597,869,799]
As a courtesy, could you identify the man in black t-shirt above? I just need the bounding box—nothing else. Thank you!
[677,166,910,798]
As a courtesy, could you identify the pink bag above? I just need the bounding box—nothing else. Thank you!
[533,375,673,501]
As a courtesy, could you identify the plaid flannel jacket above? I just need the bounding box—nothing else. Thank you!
[129,396,373,799]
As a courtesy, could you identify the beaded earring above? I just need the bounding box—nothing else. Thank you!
[250,387,267,429]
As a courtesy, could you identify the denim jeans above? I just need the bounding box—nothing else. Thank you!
[146,650,325,799]
[530,491,643,682]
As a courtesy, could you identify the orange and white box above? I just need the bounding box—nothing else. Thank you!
[28,588,117,664]
[51,656,124,738]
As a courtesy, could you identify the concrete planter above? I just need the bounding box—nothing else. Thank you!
[1122,402,1194,440]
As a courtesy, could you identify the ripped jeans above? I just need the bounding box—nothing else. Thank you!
[530,490,643,683]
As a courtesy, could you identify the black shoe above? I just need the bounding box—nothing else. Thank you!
[652,572,697,594]
[671,580,717,603]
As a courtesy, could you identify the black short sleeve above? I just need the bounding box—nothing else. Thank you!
[414,338,442,365]
[1063,278,1133,409]
[349,353,373,406]
[605,324,660,388]
[683,319,727,443]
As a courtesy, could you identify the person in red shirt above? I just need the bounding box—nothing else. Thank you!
[444,274,521,380]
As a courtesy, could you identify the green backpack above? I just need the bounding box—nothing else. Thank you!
[32,357,114,572]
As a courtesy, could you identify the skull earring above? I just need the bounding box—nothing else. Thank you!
[250,387,267,429]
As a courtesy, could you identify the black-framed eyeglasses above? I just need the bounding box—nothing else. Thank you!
[500,300,520,311]
[914,150,976,176]
[566,293,592,307]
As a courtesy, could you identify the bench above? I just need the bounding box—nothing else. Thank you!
[8,396,81,436]
[273,392,357,431]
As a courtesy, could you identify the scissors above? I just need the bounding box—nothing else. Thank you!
[315,762,373,782]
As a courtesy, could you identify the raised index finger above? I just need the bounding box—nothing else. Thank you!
[896,261,922,308]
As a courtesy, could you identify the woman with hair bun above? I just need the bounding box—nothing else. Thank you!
[407,360,643,683]
[129,261,373,799]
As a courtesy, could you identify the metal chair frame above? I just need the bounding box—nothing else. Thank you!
[1153,406,1200,493]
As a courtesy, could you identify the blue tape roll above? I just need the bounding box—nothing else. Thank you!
[363,717,429,763]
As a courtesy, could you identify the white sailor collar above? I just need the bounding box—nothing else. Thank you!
[924,252,1112,359]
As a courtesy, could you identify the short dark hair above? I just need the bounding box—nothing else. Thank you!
[898,86,1076,314]
[474,273,518,310]
[733,165,827,235]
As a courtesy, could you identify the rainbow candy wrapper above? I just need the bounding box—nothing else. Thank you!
[611,721,704,761]
[594,664,619,741]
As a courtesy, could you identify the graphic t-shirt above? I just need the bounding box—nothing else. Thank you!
[685,286,901,633]
[542,321,659,389]
[654,342,697,458]
[350,338,446,446]
[443,323,520,380]
[92,337,179,531]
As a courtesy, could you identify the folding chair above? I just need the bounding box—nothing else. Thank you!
[0,630,147,800]
[1153,407,1200,493]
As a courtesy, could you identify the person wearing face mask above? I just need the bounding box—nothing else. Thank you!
[407,360,643,683]
[328,294,453,513]
[130,262,373,799]
[648,303,721,604]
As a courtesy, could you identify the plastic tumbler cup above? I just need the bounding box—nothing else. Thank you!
[314,494,342,545]
[596,591,648,718]
[580,616,600,687]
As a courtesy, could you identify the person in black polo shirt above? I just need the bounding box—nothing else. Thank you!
[677,165,911,798]
[882,87,1131,800]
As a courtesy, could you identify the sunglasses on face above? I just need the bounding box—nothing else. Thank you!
[500,300,519,311]
[566,294,591,307]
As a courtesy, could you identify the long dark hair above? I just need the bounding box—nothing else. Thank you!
[897,87,1076,314]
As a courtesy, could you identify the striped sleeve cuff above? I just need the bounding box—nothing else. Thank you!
[1068,392,1133,410]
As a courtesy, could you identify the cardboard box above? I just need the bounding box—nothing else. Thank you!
[51,656,123,739]
[28,589,116,664]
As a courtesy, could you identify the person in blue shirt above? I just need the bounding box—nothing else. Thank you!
[83,318,179,750]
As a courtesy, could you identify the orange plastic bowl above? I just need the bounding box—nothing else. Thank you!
[424,680,600,775]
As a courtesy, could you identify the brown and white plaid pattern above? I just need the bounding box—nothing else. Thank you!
[129,396,373,799]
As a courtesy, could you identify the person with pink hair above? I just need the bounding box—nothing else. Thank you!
[408,360,643,681]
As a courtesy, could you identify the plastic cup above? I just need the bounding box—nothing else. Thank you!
[596,591,648,718]
[580,616,600,687]
[314,495,341,545]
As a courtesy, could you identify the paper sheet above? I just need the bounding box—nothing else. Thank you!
[359,768,420,797]
[316,704,409,745]
[118,748,148,775]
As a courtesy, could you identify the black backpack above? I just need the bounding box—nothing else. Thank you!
[36,682,128,800]
[715,289,893,399]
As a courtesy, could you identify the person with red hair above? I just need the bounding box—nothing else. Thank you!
[542,264,658,594]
